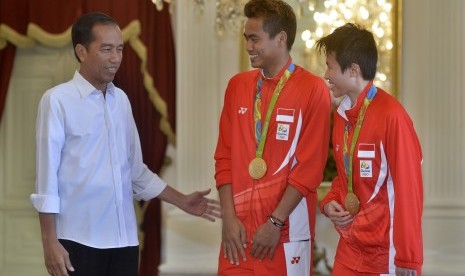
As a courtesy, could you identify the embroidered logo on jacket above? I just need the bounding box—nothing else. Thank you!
[360,160,373,177]
[291,256,301,264]
[276,123,290,141]
[238,107,247,114]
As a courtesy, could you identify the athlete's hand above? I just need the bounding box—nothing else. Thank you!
[396,267,417,276]
[221,214,247,265]
[250,219,281,261]
[324,200,353,227]
[43,239,74,276]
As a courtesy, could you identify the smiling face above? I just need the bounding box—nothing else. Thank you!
[243,17,286,78]
[324,51,355,99]
[76,23,123,92]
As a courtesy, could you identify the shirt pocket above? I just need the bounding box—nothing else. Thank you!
[64,99,105,139]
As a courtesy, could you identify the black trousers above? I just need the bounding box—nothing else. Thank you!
[59,239,139,276]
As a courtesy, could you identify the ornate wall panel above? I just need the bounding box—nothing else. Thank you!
[403,0,465,274]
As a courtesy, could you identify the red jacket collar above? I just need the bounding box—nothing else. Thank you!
[259,57,293,84]
[338,81,374,123]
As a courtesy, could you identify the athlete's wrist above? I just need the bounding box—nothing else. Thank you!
[268,215,284,229]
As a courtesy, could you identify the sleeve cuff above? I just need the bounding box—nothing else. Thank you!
[287,178,311,197]
[214,173,232,188]
[30,194,60,213]
[394,259,423,270]
[133,176,167,201]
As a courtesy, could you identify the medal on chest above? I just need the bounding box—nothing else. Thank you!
[250,63,294,179]
[248,157,267,180]
[343,85,377,214]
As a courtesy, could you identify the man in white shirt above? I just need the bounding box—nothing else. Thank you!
[30,12,220,276]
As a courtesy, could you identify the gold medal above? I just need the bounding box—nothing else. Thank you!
[345,192,360,215]
[248,157,267,179]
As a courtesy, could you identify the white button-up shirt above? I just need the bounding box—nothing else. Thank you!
[30,71,167,248]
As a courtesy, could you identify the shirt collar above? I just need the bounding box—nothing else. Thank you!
[73,70,116,98]
[337,81,374,122]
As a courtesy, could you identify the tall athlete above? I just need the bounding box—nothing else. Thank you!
[214,0,331,275]
[317,23,423,275]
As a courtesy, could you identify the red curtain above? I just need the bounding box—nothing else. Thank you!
[0,1,175,275]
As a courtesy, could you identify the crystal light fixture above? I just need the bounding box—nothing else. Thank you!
[215,0,249,35]
[152,0,246,36]
[152,0,205,13]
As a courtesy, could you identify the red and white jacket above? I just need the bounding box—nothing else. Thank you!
[215,60,331,244]
[321,82,423,273]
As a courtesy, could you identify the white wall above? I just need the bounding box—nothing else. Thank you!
[403,0,465,275]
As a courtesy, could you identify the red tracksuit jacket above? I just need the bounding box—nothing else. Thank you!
[215,60,331,245]
[321,82,423,274]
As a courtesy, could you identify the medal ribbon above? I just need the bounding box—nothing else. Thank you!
[254,63,295,158]
[343,85,377,193]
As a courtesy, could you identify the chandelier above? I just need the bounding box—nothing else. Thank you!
[152,0,247,35]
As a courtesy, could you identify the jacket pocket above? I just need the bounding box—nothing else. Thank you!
[349,202,390,251]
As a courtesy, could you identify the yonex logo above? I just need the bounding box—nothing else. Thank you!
[238,107,247,114]
[291,256,301,264]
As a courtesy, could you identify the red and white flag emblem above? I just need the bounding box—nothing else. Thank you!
[276,108,294,123]
[357,143,375,158]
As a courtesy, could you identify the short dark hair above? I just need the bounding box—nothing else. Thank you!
[71,12,118,62]
[316,23,378,80]
[244,0,297,51]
